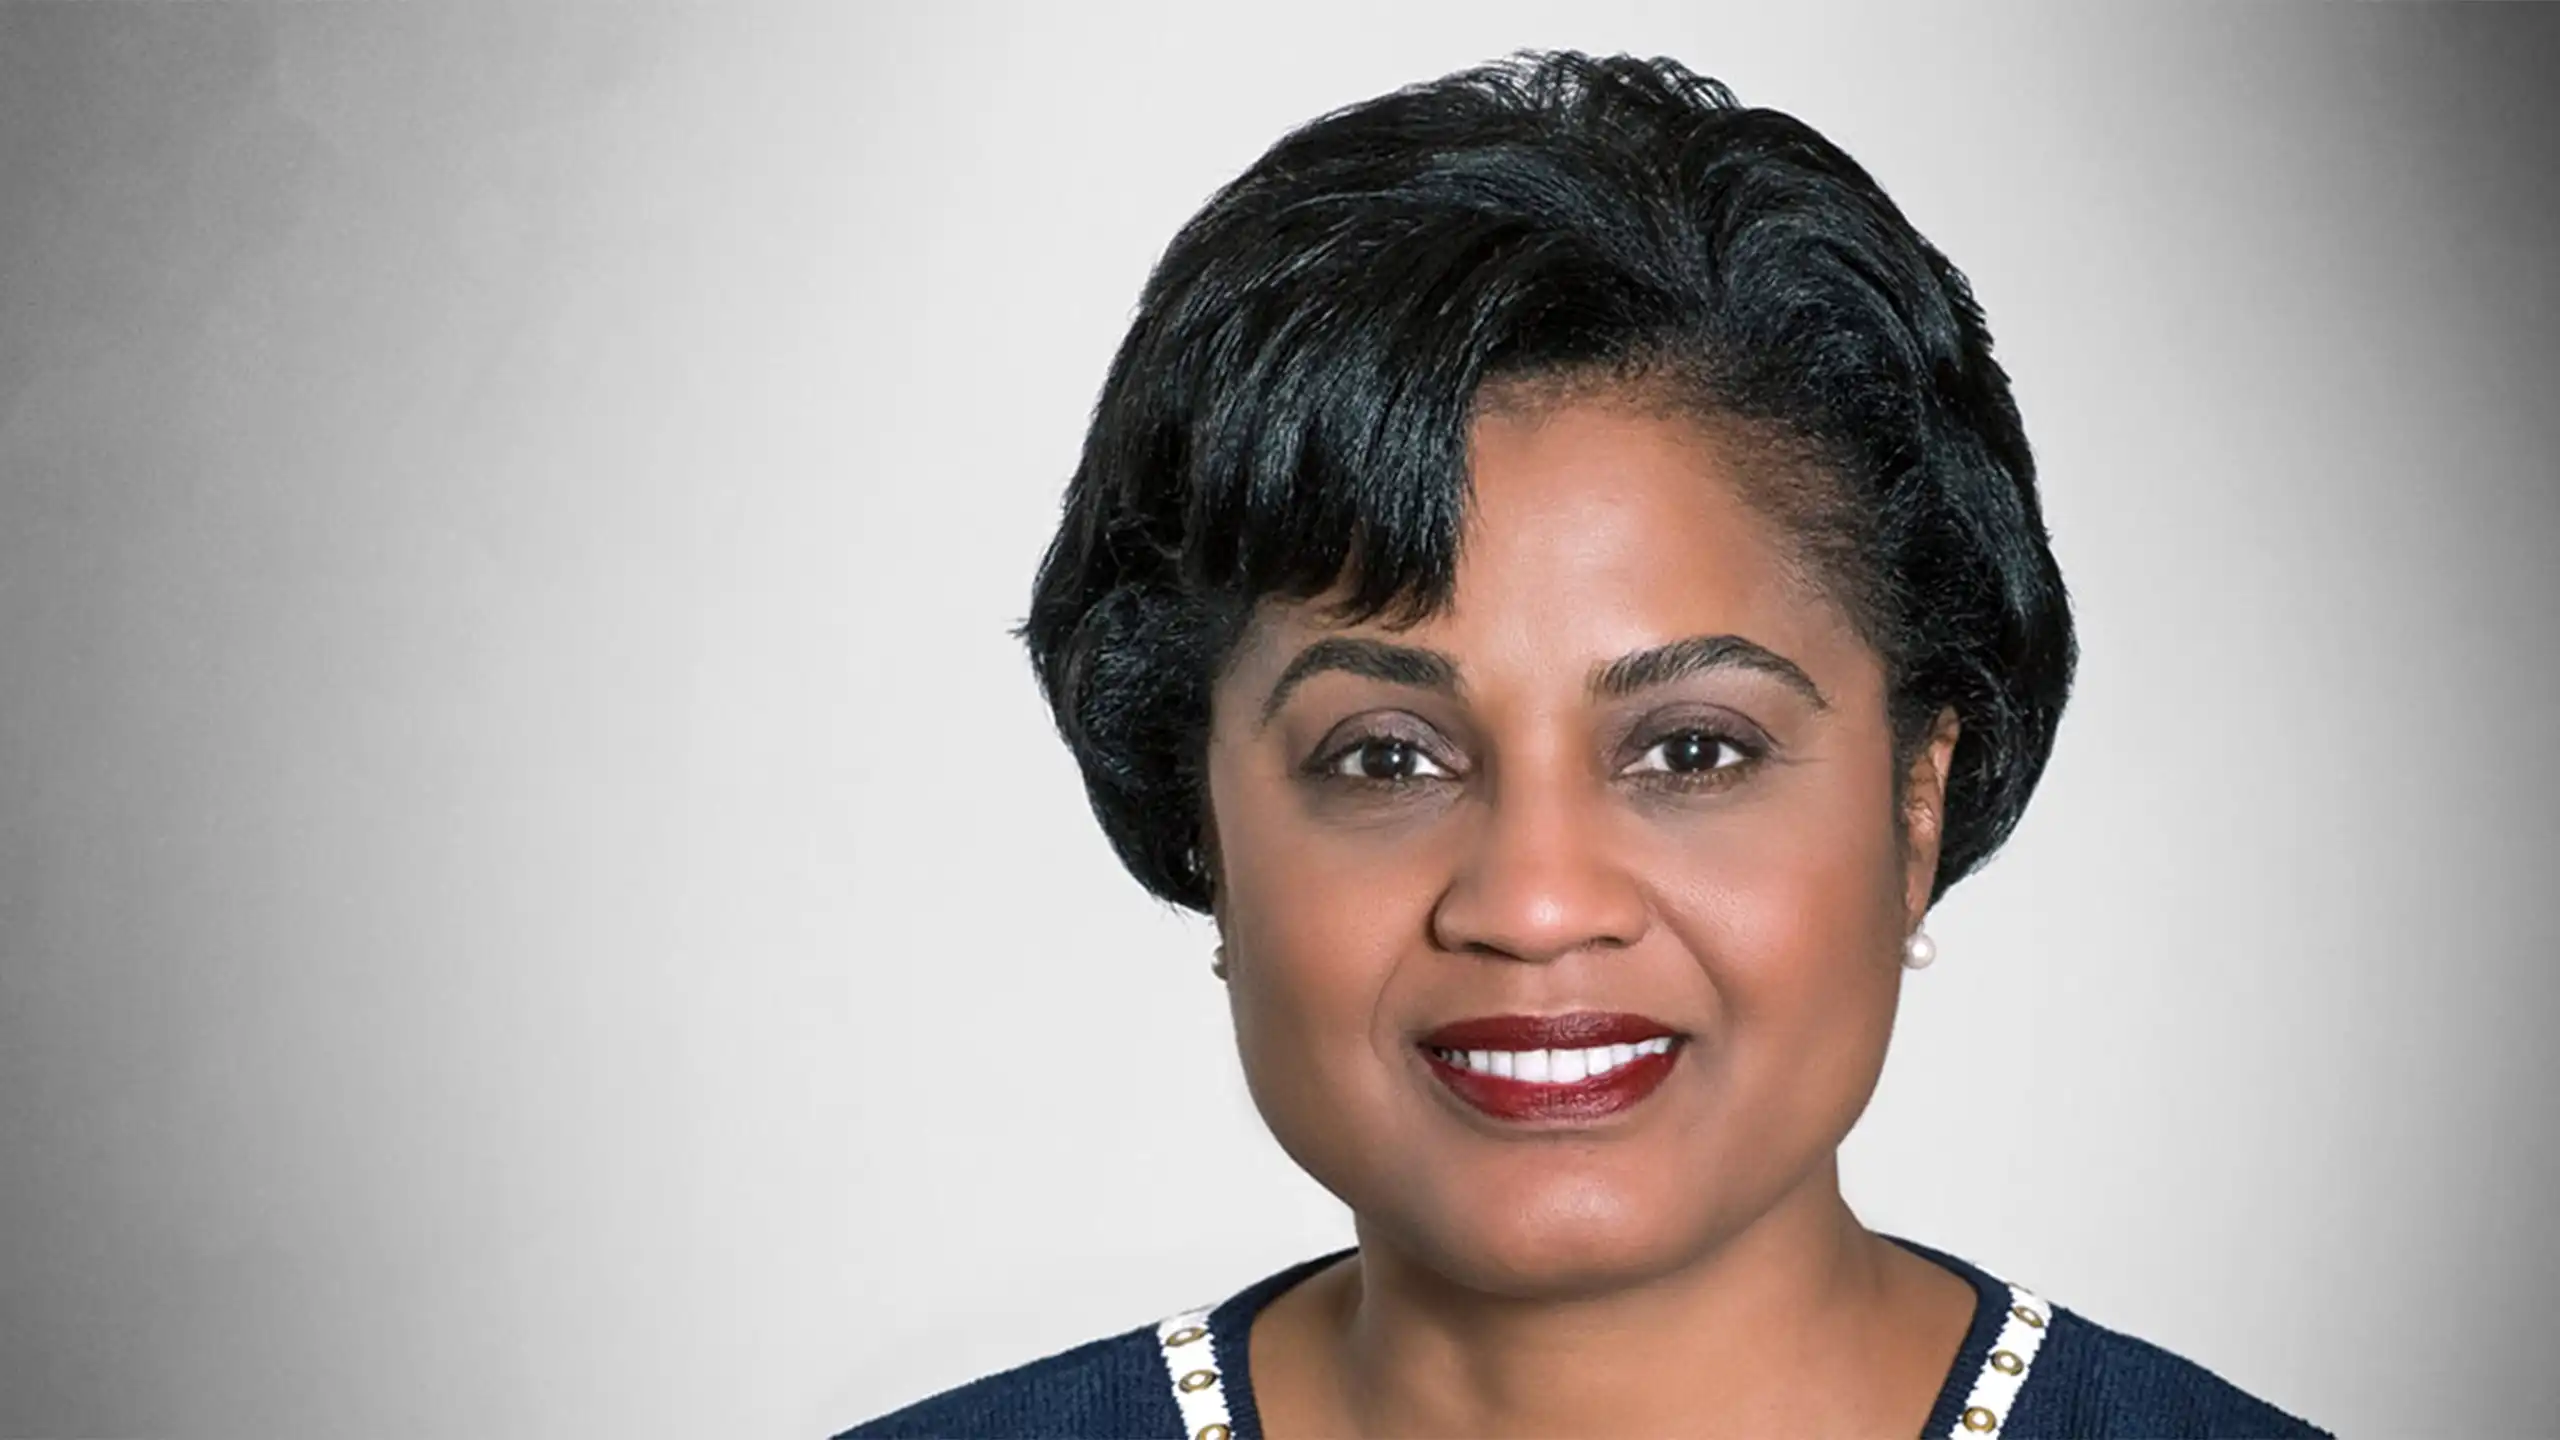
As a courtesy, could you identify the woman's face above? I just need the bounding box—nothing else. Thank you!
[1203,396,1957,1296]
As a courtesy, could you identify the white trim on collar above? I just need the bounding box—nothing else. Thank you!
[1154,1304,1235,1440]
[1945,1276,2056,1438]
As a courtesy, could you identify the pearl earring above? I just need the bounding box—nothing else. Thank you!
[1902,930,1937,970]
[1210,943,1228,980]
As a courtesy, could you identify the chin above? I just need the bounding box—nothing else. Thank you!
[1391,1175,1710,1301]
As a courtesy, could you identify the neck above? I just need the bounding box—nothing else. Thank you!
[1319,1159,1905,1439]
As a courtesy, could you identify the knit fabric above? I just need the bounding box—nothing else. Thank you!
[841,1236,2331,1439]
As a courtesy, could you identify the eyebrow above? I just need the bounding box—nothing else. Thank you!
[1259,637,1460,726]
[1257,631,1827,727]
[1590,634,1830,711]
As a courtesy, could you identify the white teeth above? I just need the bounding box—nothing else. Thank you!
[1431,1038,1679,1082]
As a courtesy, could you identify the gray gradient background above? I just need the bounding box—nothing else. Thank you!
[0,5,2553,1437]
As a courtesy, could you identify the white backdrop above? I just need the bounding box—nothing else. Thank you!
[0,5,2553,1437]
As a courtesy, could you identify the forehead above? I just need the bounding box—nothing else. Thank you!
[1230,398,1857,684]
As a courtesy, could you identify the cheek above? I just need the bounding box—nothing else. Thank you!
[1654,768,1909,1102]
[1208,737,1450,1023]
[1681,818,1901,985]
[1209,764,1435,1190]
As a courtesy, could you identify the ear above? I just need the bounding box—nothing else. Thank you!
[1901,706,1963,925]
[1196,810,1228,929]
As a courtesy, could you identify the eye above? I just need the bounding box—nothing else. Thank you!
[1624,727,1753,778]
[1323,735,1456,783]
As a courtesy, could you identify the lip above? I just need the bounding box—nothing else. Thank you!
[1415,1011,1686,1124]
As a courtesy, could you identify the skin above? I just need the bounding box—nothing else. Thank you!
[1201,395,1974,1438]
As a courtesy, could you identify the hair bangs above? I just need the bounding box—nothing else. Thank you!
[1174,214,1628,629]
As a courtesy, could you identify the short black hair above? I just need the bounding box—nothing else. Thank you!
[1019,50,2076,911]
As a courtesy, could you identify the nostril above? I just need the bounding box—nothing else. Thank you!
[1430,882,1650,963]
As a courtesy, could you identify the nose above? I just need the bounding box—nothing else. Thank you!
[1429,761,1650,964]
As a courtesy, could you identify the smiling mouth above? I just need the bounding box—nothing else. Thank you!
[1415,1013,1686,1123]
[1423,1036,1674,1083]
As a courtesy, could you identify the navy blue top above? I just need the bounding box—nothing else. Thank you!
[843,1235,2330,1438]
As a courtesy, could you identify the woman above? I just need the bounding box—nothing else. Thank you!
[847,51,2328,1440]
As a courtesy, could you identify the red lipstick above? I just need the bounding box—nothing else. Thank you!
[1416,1012,1684,1123]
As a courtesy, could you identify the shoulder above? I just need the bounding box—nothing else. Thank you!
[2013,1303,2333,1439]
[833,1324,1178,1440]
[1881,1233,2331,1440]
[839,1249,1350,1440]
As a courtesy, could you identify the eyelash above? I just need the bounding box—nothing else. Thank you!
[1307,724,1768,794]
[1623,727,1767,791]
[1308,733,1458,788]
